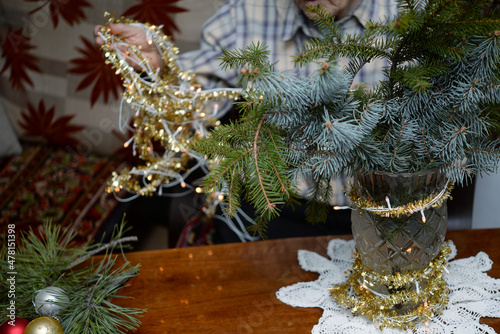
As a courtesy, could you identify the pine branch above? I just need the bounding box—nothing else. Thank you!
[66,236,138,270]
[0,220,145,333]
[305,176,335,224]
[248,215,267,239]
[307,5,342,40]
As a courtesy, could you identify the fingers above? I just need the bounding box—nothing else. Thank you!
[94,23,131,45]
[93,22,162,71]
[94,25,105,46]
[107,23,129,35]
[94,25,103,36]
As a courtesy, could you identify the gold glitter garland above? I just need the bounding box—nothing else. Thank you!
[348,180,454,218]
[98,13,240,197]
[329,243,451,330]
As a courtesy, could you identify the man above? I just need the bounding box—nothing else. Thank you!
[96,0,397,89]
[95,0,398,242]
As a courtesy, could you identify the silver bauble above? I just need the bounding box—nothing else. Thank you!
[33,286,69,317]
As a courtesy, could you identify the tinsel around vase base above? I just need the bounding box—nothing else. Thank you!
[329,242,451,331]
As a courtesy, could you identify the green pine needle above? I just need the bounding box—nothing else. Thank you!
[0,219,146,333]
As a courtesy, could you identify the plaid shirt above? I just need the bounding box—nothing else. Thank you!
[179,0,398,205]
[179,0,398,89]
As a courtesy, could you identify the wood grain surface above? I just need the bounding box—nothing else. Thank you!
[111,229,500,333]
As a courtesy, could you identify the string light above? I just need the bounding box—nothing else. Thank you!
[385,196,392,209]
[421,209,427,223]
[349,180,454,218]
[329,243,451,331]
[98,13,241,198]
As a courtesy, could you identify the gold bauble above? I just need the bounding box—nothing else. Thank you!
[24,317,64,334]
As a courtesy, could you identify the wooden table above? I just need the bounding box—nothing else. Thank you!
[115,229,500,333]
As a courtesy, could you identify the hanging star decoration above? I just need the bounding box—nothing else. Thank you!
[97,13,240,198]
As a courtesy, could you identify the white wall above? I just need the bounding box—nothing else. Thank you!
[472,165,500,229]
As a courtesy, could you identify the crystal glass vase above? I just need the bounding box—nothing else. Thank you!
[350,170,449,317]
[351,170,448,274]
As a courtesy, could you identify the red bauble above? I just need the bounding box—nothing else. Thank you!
[0,318,29,334]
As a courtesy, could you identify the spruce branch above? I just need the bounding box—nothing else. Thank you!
[305,176,335,224]
[227,168,240,216]
[204,147,253,192]
[219,41,272,73]
[442,161,475,179]
[379,124,394,149]
[468,148,500,158]
[253,118,276,214]
[425,0,460,23]
[421,126,432,159]
[429,126,468,165]
[194,0,500,230]
[391,119,408,169]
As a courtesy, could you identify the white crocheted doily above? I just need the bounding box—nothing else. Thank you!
[276,239,500,334]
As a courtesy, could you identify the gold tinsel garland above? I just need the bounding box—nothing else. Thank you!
[348,179,454,218]
[329,243,451,330]
[98,13,240,197]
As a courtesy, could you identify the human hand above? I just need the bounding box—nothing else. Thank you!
[94,23,162,72]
